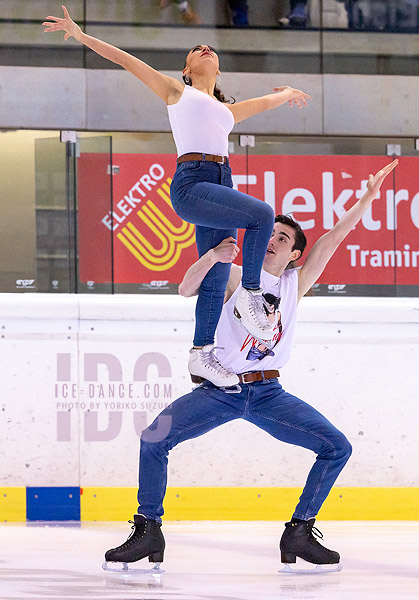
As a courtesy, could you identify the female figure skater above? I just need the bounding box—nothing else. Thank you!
[43,6,311,387]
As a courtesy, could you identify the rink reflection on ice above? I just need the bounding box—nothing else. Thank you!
[1,521,418,600]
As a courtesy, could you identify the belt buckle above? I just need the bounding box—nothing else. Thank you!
[216,155,225,164]
[240,371,257,384]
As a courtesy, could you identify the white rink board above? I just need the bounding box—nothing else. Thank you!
[0,294,418,488]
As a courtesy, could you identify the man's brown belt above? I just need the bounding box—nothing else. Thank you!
[237,370,280,383]
[177,153,227,165]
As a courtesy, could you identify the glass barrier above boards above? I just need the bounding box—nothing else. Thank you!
[0,131,418,297]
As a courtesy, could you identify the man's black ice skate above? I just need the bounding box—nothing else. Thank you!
[102,514,165,573]
[279,518,342,574]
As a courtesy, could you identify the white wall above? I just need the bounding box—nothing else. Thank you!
[1,67,419,136]
[1,294,418,490]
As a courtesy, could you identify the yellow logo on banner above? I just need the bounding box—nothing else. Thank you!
[117,178,195,271]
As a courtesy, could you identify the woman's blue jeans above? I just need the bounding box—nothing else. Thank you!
[170,159,275,347]
[137,379,352,522]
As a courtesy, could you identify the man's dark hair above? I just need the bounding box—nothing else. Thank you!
[275,214,307,259]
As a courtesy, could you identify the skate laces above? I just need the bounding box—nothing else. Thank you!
[311,526,324,540]
[118,519,146,549]
[200,346,232,376]
[308,524,327,549]
[247,291,271,331]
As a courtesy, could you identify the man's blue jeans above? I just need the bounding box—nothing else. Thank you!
[170,159,274,347]
[138,379,352,522]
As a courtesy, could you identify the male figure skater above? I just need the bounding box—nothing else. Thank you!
[104,160,397,572]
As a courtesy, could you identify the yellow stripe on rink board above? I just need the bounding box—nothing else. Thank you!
[320,487,419,520]
[0,488,26,521]
[80,487,419,521]
[165,487,304,520]
[81,487,138,522]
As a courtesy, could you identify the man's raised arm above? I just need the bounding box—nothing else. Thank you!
[297,159,398,302]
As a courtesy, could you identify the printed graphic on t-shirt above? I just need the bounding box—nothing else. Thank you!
[240,293,282,362]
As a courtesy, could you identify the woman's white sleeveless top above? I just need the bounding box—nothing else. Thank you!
[215,268,299,373]
[167,85,234,157]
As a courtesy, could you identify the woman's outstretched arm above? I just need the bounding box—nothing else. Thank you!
[43,5,183,104]
[227,86,312,123]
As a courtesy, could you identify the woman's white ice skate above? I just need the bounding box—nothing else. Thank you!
[188,344,239,387]
[233,287,274,345]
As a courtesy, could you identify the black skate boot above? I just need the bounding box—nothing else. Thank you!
[102,514,165,573]
[279,518,342,574]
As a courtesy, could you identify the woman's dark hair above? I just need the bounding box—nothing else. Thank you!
[275,214,307,259]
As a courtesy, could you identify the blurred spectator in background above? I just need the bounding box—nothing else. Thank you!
[159,0,202,25]
[278,1,308,28]
[342,0,419,31]
[159,0,250,27]
[226,0,249,26]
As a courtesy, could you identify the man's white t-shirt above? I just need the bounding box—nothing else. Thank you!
[215,268,299,373]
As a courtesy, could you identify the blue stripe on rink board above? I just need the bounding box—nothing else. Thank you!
[26,487,80,521]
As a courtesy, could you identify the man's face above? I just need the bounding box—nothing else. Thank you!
[264,222,300,269]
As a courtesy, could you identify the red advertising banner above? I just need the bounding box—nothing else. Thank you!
[78,154,419,289]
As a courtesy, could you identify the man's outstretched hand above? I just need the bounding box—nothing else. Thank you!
[367,159,399,199]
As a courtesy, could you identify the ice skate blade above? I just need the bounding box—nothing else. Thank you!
[102,561,165,574]
[279,562,342,575]
[190,375,241,393]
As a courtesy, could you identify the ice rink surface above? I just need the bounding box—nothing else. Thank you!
[1,521,418,600]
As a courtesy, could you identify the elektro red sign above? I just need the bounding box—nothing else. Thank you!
[78,154,419,289]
